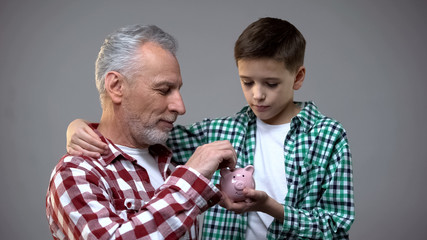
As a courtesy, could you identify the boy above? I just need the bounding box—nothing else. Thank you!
[67,17,354,239]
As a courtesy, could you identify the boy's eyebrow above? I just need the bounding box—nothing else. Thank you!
[262,77,281,81]
[239,75,281,81]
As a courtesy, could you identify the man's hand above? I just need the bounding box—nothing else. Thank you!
[185,140,237,180]
[66,119,108,158]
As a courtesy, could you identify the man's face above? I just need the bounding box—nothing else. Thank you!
[122,42,186,148]
[238,58,300,125]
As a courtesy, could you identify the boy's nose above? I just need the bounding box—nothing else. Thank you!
[252,86,265,100]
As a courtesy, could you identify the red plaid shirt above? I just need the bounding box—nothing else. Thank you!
[46,127,221,240]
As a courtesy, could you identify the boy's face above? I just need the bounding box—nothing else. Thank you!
[237,58,304,125]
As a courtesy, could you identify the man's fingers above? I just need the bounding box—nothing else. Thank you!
[185,140,237,179]
[215,141,237,170]
[218,155,236,170]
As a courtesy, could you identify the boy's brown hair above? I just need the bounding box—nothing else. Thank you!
[234,17,306,73]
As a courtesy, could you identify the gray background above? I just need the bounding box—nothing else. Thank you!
[1,0,426,239]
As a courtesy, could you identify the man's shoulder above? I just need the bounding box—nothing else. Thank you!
[52,154,104,176]
[47,154,111,197]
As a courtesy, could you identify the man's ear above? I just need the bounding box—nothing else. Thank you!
[104,71,124,104]
[293,66,306,90]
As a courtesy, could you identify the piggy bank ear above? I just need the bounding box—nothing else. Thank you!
[244,165,254,174]
[220,168,231,177]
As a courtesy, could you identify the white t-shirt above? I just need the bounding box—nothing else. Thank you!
[117,145,197,239]
[117,145,200,240]
[245,119,290,239]
[116,145,164,190]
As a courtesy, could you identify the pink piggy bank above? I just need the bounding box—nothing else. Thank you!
[220,165,255,202]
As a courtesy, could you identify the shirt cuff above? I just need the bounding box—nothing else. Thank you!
[282,205,300,235]
[163,165,222,211]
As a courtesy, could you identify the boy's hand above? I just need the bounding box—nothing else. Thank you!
[66,119,108,158]
[219,188,268,213]
[219,188,284,222]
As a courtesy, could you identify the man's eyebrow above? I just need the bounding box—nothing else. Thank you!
[153,80,183,88]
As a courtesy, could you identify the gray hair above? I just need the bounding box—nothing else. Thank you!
[95,24,178,104]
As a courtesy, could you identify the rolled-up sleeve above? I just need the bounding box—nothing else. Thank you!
[46,157,221,240]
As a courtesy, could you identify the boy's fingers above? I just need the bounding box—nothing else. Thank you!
[68,145,101,158]
[81,149,101,158]
[243,188,256,197]
[69,136,106,156]
[75,137,100,152]
[82,128,108,150]
[68,149,83,157]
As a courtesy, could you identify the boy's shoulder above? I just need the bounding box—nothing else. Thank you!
[297,101,347,134]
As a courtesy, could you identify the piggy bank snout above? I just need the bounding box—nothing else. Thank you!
[220,165,255,202]
[234,181,245,190]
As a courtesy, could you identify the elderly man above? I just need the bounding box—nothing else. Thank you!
[46,24,236,240]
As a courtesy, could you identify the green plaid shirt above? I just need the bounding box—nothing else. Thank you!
[167,102,354,239]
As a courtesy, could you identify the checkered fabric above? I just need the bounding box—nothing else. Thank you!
[167,102,355,239]
[46,126,221,240]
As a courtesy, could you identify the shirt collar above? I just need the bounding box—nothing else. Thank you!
[89,123,172,168]
[292,101,323,133]
[240,101,323,133]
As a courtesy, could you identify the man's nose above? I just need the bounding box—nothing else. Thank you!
[169,91,186,115]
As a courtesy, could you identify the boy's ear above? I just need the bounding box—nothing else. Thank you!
[293,66,306,90]
[104,71,124,104]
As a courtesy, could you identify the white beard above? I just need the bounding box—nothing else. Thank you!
[121,96,175,147]
[123,112,172,147]
[138,126,170,145]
